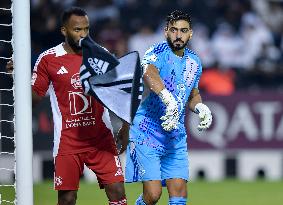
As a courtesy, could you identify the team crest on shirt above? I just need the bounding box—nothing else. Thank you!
[70,73,82,89]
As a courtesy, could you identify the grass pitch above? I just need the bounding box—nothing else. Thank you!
[1,180,283,204]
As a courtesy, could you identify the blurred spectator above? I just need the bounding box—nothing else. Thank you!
[211,22,244,69]
[189,23,215,68]
[128,24,163,57]
[255,42,281,73]
[74,0,120,22]
[96,19,127,57]
[251,0,283,38]
[241,41,281,89]
[31,0,62,50]
[239,12,275,69]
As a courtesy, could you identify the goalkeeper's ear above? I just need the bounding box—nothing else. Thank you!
[188,29,193,40]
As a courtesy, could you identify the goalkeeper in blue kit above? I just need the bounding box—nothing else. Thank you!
[125,10,212,205]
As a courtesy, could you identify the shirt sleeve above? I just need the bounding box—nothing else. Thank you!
[31,55,50,97]
[141,45,163,73]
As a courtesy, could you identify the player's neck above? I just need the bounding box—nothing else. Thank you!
[173,49,184,57]
[63,42,82,55]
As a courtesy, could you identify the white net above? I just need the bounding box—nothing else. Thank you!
[0,2,16,205]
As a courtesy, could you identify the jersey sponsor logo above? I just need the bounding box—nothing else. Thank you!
[57,66,68,74]
[54,176,63,186]
[66,89,95,128]
[71,73,82,89]
[87,57,109,75]
[69,91,93,115]
[65,115,96,128]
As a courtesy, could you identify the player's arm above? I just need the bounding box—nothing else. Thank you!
[32,90,43,107]
[188,88,202,111]
[31,54,52,107]
[188,88,212,131]
[5,60,43,107]
[143,64,165,94]
[116,121,130,154]
[143,64,179,131]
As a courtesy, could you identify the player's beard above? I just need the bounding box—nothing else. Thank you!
[166,37,189,51]
[66,36,81,52]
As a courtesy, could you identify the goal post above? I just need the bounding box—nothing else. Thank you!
[13,0,33,204]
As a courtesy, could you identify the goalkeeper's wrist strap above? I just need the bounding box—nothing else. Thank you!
[158,89,175,106]
[194,102,205,114]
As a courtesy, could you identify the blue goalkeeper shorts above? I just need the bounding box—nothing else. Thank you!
[125,134,189,183]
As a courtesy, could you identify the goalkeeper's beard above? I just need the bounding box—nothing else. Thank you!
[67,36,81,51]
[166,37,189,51]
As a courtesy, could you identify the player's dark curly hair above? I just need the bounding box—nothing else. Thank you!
[61,7,87,26]
[166,10,192,28]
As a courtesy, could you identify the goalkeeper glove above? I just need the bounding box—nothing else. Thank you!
[158,89,179,131]
[194,103,212,131]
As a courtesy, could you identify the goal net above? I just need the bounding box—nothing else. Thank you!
[0,3,15,205]
[1,0,33,204]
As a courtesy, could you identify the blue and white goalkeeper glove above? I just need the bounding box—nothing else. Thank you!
[194,103,212,131]
[158,89,179,131]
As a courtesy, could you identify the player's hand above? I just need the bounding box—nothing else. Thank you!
[6,60,14,74]
[116,122,129,154]
[159,89,179,131]
[194,103,212,131]
[161,113,179,131]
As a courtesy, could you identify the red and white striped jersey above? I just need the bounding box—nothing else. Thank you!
[32,43,114,157]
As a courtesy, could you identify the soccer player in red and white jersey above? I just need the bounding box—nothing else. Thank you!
[31,7,128,205]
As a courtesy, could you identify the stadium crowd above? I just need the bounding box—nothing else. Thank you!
[1,0,283,94]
